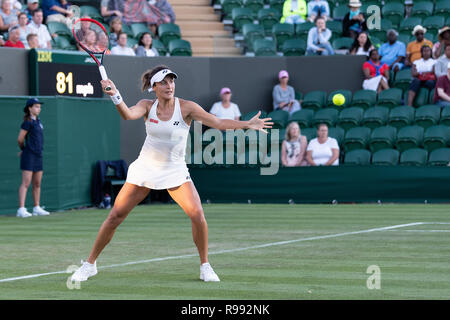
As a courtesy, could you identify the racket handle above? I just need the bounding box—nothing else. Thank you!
[99,65,111,91]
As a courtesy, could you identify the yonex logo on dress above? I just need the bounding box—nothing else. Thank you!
[173,121,180,126]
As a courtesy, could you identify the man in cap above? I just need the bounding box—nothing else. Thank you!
[342,0,367,39]
[405,25,433,67]
[434,62,450,108]
[22,0,40,20]
[378,29,406,72]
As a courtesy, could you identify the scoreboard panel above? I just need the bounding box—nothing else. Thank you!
[29,49,104,98]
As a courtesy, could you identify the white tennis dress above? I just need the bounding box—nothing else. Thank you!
[126,97,191,189]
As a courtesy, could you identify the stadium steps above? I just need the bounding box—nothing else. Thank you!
[171,0,241,56]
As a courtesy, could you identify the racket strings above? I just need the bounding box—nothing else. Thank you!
[73,19,109,54]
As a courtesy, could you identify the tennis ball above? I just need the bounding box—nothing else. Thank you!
[332,93,345,106]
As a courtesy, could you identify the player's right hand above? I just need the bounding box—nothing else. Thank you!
[100,79,117,96]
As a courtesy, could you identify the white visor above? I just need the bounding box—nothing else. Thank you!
[148,69,178,92]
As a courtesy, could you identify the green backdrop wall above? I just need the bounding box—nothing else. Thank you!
[0,96,119,215]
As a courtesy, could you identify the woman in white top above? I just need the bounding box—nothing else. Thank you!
[17,12,31,48]
[281,121,308,167]
[209,87,241,120]
[350,32,374,57]
[407,45,436,106]
[71,65,273,283]
[306,123,340,166]
[135,32,159,57]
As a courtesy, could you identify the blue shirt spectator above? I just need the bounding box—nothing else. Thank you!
[378,30,406,72]
[306,17,334,56]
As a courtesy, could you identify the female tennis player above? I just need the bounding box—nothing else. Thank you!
[71,65,273,282]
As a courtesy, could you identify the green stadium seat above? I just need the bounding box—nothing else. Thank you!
[329,126,345,146]
[399,17,423,34]
[243,23,265,51]
[372,149,400,165]
[253,38,277,56]
[392,68,412,92]
[272,23,295,50]
[240,110,267,121]
[302,90,327,111]
[332,5,349,20]
[369,125,397,153]
[267,109,289,129]
[362,106,390,129]
[337,107,364,131]
[408,87,430,108]
[369,35,382,49]
[121,24,133,38]
[221,0,244,19]
[400,148,428,166]
[440,106,450,126]
[332,37,354,53]
[327,90,352,109]
[369,19,393,43]
[388,105,415,129]
[415,104,441,128]
[423,125,450,151]
[344,149,372,166]
[257,8,281,35]
[80,5,103,21]
[428,148,450,166]
[295,21,314,40]
[269,0,284,13]
[52,35,76,50]
[126,37,138,48]
[382,2,405,27]
[377,88,403,108]
[326,20,343,37]
[168,39,192,56]
[312,108,339,128]
[152,39,167,56]
[158,23,181,47]
[396,125,425,151]
[289,109,314,128]
[351,89,377,110]
[301,127,317,142]
[343,126,372,152]
[232,7,254,32]
[411,2,434,20]
[130,23,152,40]
[243,0,264,18]
[282,38,306,56]
[422,16,445,36]
[47,22,72,38]
[447,16,450,26]
[434,0,450,18]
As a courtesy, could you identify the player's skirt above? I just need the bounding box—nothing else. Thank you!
[20,149,43,172]
[126,157,191,190]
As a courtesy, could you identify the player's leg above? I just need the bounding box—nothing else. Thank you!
[31,171,49,216]
[17,170,33,217]
[86,182,150,264]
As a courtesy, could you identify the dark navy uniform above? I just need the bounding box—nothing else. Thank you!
[20,117,44,172]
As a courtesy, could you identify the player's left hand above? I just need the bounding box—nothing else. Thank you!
[247,111,273,134]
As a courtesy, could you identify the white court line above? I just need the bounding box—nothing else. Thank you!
[0,221,431,283]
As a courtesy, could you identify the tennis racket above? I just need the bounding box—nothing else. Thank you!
[72,18,111,91]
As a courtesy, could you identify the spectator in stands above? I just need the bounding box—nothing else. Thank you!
[435,44,450,78]
[0,0,19,33]
[28,9,52,49]
[121,0,169,36]
[342,0,367,39]
[209,87,241,120]
[17,12,31,48]
[26,32,39,48]
[0,34,5,46]
[433,26,450,60]
[350,31,374,57]
[111,32,136,56]
[153,0,176,24]
[362,49,390,93]
[4,25,25,48]
[280,0,307,24]
[306,123,339,166]
[281,121,308,167]
[135,32,159,57]
[433,62,450,108]
[22,0,39,21]
[306,16,334,56]
[405,25,433,68]
[272,70,301,115]
[378,29,406,73]
[407,45,436,106]
[307,0,330,23]
[101,0,123,24]
[42,0,73,25]
[108,16,122,48]
[77,29,98,52]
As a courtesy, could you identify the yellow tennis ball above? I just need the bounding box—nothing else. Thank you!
[332,93,345,106]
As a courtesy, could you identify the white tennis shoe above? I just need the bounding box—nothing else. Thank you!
[32,206,50,216]
[200,263,220,282]
[16,207,32,218]
[71,260,98,282]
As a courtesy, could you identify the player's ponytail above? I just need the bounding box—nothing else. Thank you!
[141,65,170,92]
[23,106,31,121]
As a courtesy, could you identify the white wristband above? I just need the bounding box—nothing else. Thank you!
[110,91,123,105]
